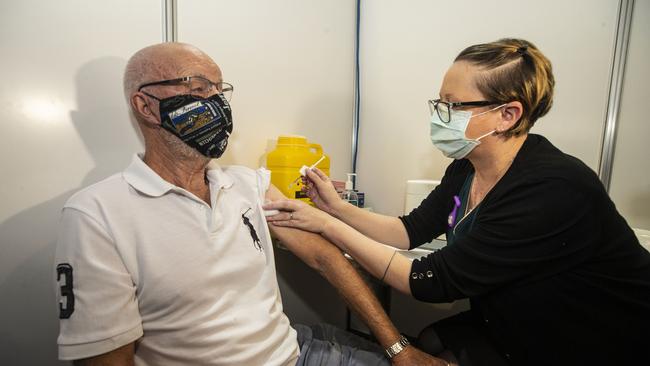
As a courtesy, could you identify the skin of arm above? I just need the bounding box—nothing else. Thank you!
[303,168,411,249]
[266,185,446,365]
[266,185,402,346]
[265,197,413,295]
[73,342,135,366]
[324,219,413,296]
[332,200,411,250]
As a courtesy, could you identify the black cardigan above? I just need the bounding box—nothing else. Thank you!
[400,134,650,365]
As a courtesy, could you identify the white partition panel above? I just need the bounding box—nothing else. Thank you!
[176,0,356,180]
[357,0,619,216]
[0,1,160,364]
[609,0,650,230]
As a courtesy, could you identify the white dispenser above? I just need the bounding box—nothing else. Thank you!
[404,180,445,241]
[404,180,441,214]
[340,173,359,207]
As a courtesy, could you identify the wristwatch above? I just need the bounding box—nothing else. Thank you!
[384,335,410,359]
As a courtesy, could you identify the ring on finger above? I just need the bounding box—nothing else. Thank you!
[289,213,294,220]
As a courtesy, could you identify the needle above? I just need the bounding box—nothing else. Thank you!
[301,155,326,176]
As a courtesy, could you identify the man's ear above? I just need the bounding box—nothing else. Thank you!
[130,92,161,127]
[497,101,523,133]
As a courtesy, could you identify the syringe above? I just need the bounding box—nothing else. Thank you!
[289,155,326,189]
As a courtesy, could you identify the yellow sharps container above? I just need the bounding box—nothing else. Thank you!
[266,135,330,204]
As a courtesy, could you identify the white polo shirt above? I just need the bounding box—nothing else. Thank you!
[54,154,299,365]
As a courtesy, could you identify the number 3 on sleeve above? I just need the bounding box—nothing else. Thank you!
[56,263,75,319]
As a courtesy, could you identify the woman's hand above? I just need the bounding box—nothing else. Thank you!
[301,168,345,217]
[264,199,336,235]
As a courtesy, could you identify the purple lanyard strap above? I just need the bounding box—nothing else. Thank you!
[448,195,462,228]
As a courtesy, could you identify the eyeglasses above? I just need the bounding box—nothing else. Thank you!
[428,99,500,123]
[138,76,234,101]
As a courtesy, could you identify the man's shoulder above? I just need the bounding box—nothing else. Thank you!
[64,173,127,212]
[219,165,272,200]
[222,165,270,185]
[221,165,269,177]
[221,164,256,175]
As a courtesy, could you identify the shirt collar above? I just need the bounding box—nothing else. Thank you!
[122,154,234,197]
[205,159,234,190]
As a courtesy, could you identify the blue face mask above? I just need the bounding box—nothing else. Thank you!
[429,104,505,159]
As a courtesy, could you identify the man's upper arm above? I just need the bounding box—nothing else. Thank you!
[265,183,288,201]
[264,184,341,269]
[55,207,142,360]
[73,342,135,366]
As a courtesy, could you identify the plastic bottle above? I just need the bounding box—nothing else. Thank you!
[340,173,359,207]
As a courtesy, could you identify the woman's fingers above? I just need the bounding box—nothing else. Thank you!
[306,168,340,204]
[270,220,298,228]
[306,168,337,197]
[265,211,294,222]
[264,200,300,222]
[263,199,298,211]
[303,168,334,195]
[301,179,313,193]
[310,167,329,181]
[306,168,329,187]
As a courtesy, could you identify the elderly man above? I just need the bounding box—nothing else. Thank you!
[54,43,446,366]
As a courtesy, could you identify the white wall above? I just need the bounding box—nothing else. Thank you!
[609,0,650,230]
[356,0,619,216]
[0,1,159,364]
[176,0,357,180]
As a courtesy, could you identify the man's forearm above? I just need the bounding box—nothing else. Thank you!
[265,184,401,347]
[317,241,402,348]
[270,224,401,348]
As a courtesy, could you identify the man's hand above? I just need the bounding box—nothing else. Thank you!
[391,346,450,366]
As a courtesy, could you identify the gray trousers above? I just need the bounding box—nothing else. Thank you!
[295,324,391,366]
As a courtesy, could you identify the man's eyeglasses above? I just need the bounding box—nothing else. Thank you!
[138,76,234,102]
[428,99,500,123]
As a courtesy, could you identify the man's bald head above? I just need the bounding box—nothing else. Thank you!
[123,43,225,160]
[123,42,220,102]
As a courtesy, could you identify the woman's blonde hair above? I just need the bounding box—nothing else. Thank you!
[455,38,554,137]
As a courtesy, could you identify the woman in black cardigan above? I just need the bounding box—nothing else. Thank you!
[265,38,650,366]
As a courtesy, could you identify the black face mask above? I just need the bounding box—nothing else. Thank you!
[149,93,233,158]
